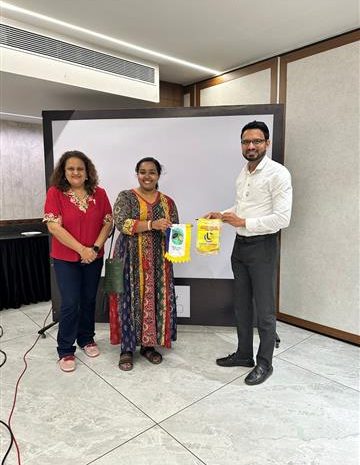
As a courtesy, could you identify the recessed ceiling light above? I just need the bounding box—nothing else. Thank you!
[0,1,221,75]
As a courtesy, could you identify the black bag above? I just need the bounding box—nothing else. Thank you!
[103,228,124,294]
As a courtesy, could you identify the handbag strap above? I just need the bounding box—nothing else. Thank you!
[107,226,116,259]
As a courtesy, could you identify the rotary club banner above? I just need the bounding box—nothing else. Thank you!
[196,218,222,255]
[165,224,192,263]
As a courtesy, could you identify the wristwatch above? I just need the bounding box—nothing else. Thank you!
[92,245,100,254]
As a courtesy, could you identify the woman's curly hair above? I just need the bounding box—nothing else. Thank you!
[50,150,99,195]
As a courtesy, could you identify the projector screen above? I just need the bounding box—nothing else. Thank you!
[43,105,284,324]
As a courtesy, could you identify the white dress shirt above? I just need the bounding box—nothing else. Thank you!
[224,155,292,236]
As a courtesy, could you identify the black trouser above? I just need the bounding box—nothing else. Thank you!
[231,233,279,369]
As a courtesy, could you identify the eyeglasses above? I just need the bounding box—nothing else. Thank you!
[241,139,266,146]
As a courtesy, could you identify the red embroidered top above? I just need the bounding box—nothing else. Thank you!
[43,186,112,262]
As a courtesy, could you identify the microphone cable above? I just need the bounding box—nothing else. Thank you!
[0,325,6,367]
[0,420,14,465]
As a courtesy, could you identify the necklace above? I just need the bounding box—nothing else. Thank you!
[67,189,91,212]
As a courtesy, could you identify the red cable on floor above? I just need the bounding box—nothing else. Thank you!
[2,307,53,465]
[7,333,42,465]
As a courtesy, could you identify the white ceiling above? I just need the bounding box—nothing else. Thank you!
[1,0,359,120]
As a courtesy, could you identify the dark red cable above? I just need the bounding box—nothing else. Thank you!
[5,307,53,465]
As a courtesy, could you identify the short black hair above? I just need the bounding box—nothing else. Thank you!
[135,157,162,175]
[241,121,270,140]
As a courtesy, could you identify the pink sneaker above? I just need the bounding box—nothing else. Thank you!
[82,342,100,358]
[59,355,76,372]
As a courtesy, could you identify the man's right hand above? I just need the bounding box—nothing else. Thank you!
[203,212,223,220]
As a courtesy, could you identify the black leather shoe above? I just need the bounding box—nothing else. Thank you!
[244,365,273,385]
[216,352,255,367]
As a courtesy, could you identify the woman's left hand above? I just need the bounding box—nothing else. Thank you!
[80,247,97,264]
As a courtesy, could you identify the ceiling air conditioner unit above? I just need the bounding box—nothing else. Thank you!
[0,18,159,102]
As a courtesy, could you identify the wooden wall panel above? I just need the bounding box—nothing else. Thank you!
[197,58,278,106]
[278,31,360,344]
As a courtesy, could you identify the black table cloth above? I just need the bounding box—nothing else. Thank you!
[0,227,51,310]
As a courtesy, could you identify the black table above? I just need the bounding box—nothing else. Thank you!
[0,224,51,310]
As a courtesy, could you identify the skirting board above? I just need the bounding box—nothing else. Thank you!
[277,312,360,346]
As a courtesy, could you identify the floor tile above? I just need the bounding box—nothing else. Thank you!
[21,300,54,327]
[1,302,358,465]
[91,426,204,465]
[211,321,315,358]
[0,308,44,343]
[178,324,215,334]
[278,333,360,390]
[0,334,154,465]
[273,321,314,354]
[161,358,359,465]
[76,327,252,423]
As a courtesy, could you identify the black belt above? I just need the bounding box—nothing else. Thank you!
[236,233,278,243]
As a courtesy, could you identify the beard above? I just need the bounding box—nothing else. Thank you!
[242,148,267,163]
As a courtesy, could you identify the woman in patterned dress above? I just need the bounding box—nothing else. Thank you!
[112,157,179,371]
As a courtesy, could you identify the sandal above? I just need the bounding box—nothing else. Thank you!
[119,352,133,371]
[140,346,162,365]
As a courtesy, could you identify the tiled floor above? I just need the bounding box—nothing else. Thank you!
[0,302,359,465]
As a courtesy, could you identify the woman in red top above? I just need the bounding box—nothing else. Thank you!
[44,150,113,372]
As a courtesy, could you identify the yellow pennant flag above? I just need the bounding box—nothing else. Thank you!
[196,218,222,255]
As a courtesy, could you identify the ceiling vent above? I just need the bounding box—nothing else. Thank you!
[0,20,159,102]
[0,23,155,83]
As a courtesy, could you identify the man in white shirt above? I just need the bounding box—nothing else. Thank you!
[207,121,292,385]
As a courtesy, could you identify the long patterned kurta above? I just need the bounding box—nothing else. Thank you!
[113,189,179,353]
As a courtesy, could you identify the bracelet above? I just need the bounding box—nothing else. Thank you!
[147,220,152,231]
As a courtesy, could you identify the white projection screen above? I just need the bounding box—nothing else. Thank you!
[43,105,284,325]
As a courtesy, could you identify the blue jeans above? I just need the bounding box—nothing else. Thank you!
[53,258,103,358]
